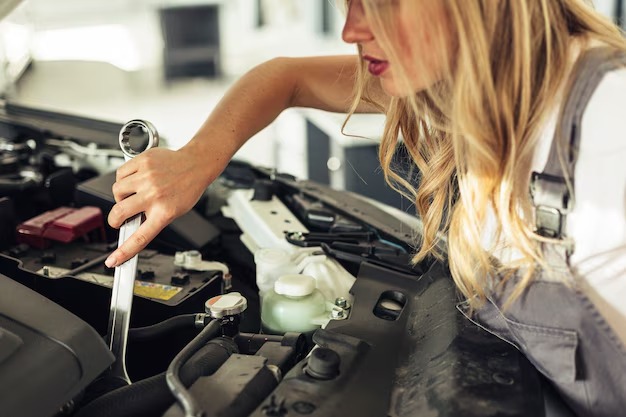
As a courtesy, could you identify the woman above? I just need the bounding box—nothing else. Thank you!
[106,1,626,414]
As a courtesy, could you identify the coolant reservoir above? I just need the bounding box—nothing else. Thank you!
[261,274,327,334]
[255,248,297,296]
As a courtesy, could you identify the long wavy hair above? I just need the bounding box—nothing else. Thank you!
[343,0,626,307]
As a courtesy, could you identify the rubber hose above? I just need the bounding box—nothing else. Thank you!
[74,337,237,417]
[166,319,222,417]
[128,314,200,342]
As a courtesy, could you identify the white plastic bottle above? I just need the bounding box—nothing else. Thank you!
[261,274,327,334]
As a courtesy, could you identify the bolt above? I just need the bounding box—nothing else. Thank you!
[222,273,233,291]
[331,308,345,320]
[334,297,348,309]
[194,313,207,328]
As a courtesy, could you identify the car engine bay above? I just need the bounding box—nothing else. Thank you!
[0,102,570,417]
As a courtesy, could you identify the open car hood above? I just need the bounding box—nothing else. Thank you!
[0,0,23,21]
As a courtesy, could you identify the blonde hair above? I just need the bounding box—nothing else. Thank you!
[346,0,626,307]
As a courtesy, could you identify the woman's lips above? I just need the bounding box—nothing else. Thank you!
[363,55,389,76]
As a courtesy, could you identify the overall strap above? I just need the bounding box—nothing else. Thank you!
[530,48,626,256]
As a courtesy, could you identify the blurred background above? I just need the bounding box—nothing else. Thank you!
[0,0,624,207]
[0,0,354,169]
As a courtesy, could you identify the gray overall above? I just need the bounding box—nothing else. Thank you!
[466,48,626,417]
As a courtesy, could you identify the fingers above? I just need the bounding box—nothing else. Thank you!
[105,148,196,268]
[112,149,169,203]
[108,194,145,229]
[115,156,140,182]
[117,147,164,181]
[105,217,165,268]
[111,175,140,203]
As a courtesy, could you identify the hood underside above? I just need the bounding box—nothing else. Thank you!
[0,0,23,22]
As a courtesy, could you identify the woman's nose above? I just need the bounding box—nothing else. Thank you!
[342,0,374,44]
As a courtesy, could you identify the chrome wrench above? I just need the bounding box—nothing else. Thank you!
[106,119,159,385]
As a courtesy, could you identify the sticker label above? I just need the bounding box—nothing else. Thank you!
[36,267,183,301]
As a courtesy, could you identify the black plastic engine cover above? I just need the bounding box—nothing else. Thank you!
[0,273,114,417]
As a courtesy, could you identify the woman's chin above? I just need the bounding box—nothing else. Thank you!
[380,76,435,98]
[380,78,405,98]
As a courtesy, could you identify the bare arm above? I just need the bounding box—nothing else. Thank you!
[185,55,386,161]
[288,55,388,112]
[106,55,387,267]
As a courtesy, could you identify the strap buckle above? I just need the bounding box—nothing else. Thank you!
[530,172,572,239]
[534,206,564,238]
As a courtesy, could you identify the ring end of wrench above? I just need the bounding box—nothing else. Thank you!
[119,119,159,160]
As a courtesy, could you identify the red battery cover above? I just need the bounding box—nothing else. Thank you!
[16,207,75,249]
[42,206,105,243]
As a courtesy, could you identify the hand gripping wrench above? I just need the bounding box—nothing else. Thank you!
[106,119,159,385]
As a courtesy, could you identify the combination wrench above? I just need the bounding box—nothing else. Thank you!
[105,119,159,385]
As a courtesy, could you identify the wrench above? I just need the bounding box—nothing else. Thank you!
[105,119,159,385]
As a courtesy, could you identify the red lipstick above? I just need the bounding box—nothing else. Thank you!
[363,55,389,76]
